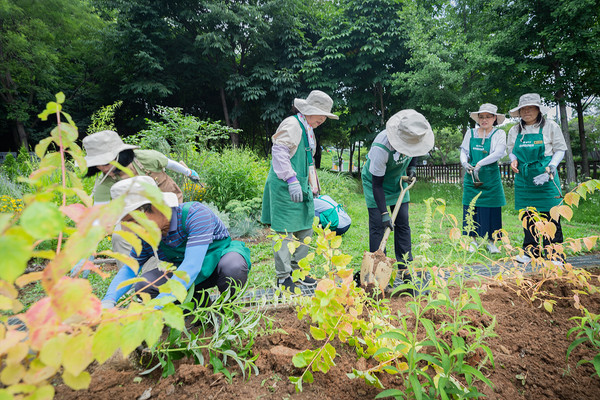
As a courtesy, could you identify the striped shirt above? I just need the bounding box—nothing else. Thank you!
[132,202,229,265]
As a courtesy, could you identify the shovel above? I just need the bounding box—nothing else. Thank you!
[361,176,417,294]
[469,170,483,188]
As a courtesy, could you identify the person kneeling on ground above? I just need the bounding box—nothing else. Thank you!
[314,194,351,235]
[100,176,251,309]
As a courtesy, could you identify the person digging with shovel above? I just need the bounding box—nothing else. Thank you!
[507,93,568,266]
[361,110,434,293]
[459,103,507,254]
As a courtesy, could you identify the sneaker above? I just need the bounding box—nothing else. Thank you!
[513,254,531,264]
[297,275,318,286]
[277,276,298,292]
[468,241,478,253]
[487,242,500,254]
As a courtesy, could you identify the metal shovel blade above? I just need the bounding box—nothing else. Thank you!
[361,249,394,294]
[469,171,483,187]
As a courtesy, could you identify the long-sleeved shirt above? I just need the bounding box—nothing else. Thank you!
[459,127,507,166]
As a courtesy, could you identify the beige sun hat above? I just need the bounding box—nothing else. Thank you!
[509,93,550,118]
[110,176,178,221]
[470,103,506,125]
[293,90,339,120]
[83,130,139,167]
[385,110,434,157]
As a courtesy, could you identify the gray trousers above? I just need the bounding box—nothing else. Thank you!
[273,228,313,279]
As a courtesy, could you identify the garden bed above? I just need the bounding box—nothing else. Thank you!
[54,271,600,400]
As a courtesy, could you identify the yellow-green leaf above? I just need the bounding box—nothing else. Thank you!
[162,304,184,331]
[62,370,90,390]
[20,203,64,240]
[62,334,93,376]
[120,319,144,358]
[39,334,68,368]
[0,236,31,283]
[93,323,121,364]
[330,236,342,249]
[310,326,326,341]
[142,312,163,348]
[28,384,55,400]
[0,363,25,385]
[331,254,352,267]
[543,300,553,313]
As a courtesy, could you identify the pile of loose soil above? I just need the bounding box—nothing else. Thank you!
[55,274,600,400]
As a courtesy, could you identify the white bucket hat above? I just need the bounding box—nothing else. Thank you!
[385,110,434,157]
[509,93,550,118]
[110,176,178,221]
[293,90,339,120]
[83,130,139,168]
[470,103,505,125]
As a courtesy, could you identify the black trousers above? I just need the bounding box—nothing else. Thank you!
[521,210,564,260]
[368,203,412,267]
[134,251,249,307]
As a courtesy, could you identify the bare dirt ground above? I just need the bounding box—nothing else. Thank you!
[55,272,600,400]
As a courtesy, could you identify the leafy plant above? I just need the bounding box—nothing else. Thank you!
[567,308,600,379]
[87,100,122,133]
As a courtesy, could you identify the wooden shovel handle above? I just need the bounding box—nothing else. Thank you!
[378,176,417,252]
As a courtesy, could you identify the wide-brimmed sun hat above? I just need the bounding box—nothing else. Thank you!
[470,103,506,125]
[385,109,434,157]
[293,90,339,120]
[83,130,139,168]
[509,93,550,118]
[110,176,178,221]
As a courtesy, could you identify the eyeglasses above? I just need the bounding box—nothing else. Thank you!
[478,115,495,120]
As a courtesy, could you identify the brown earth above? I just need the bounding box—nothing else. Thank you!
[55,273,600,400]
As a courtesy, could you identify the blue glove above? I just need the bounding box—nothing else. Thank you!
[189,169,200,182]
[381,212,394,231]
[288,181,303,203]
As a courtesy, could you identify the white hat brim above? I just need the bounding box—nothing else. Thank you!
[469,112,506,125]
[117,192,179,222]
[85,143,139,168]
[294,99,339,120]
[387,131,435,157]
[509,104,550,118]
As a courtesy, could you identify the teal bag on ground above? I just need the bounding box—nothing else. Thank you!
[318,196,341,229]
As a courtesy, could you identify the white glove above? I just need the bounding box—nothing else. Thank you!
[101,299,116,309]
[462,162,474,173]
[533,172,550,186]
[473,163,481,182]
[288,181,303,203]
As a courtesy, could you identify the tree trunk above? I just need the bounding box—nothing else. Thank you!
[219,87,231,127]
[558,102,576,183]
[348,141,355,173]
[575,100,590,179]
[15,120,28,150]
[230,96,241,147]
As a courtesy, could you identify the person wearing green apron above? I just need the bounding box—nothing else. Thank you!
[100,176,250,309]
[261,91,338,293]
[507,94,568,265]
[460,103,507,254]
[72,130,201,278]
[362,110,434,272]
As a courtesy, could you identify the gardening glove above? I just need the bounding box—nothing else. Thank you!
[407,166,417,182]
[188,169,200,183]
[288,180,303,203]
[533,171,550,186]
[462,161,474,173]
[381,212,394,231]
[101,299,116,309]
[547,165,557,178]
[472,163,481,182]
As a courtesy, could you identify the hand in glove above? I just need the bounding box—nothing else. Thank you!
[533,171,550,186]
[547,165,557,177]
[188,169,200,182]
[381,212,394,231]
[473,163,482,182]
[407,166,417,181]
[101,299,116,309]
[288,180,303,203]
[462,161,474,173]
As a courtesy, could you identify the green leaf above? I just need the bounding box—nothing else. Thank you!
[63,334,93,376]
[142,312,164,348]
[61,370,90,390]
[93,322,121,364]
[375,389,406,399]
[162,304,184,331]
[292,350,313,368]
[29,384,55,400]
[159,279,188,303]
[39,334,67,368]
[0,236,31,283]
[410,374,423,400]
[20,202,64,239]
[120,319,144,358]
[55,92,65,104]
[310,326,326,341]
[331,254,352,267]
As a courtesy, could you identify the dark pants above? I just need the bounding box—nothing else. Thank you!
[462,205,503,240]
[521,210,564,260]
[368,203,413,267]
[134,251,249,306]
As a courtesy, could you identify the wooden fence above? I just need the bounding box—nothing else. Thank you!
[416,160,600,185]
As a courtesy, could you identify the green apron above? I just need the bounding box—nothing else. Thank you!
[361,143,412,208]
[512,127,561,212]
[159,203,251,285]
[261,116,314,232]
[462,129,506,208]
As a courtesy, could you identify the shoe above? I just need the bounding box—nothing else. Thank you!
[487,242,500,254]
[297,275,317,286]
[277,276,298,292]
[513,254,531,264]
[551,260,564,266]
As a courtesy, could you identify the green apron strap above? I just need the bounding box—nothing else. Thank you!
[293,115,314,167]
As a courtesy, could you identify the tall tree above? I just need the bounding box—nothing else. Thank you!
[0,0,104,149]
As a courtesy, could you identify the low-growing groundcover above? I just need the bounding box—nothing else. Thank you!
[54,269,600,400]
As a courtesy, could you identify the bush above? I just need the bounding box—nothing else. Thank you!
[317,169,360,201]
[198,148,268,210]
